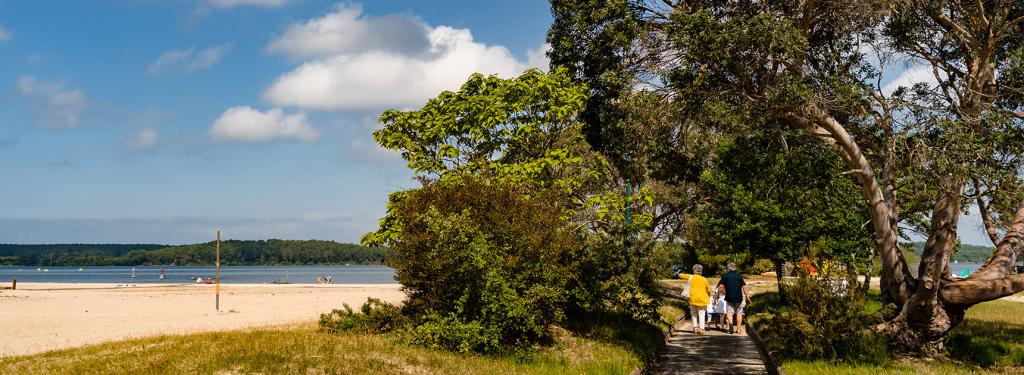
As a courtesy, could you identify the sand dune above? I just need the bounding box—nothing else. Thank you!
[0,283,404,357]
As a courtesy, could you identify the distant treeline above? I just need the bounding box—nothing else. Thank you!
[0,240,392,266]
[907,241,995,263]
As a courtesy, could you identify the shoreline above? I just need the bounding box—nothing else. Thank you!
[5,282,402,290]
[0,283,405,358]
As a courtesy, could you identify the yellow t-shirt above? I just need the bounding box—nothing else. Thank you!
[680,274,712,307]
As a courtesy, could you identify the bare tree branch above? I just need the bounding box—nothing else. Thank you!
[974,179,1003,246]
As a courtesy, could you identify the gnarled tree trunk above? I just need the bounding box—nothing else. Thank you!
[789,106,1024,353]
[880,177,965,352]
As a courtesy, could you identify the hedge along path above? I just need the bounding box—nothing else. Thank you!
[650,320,768,375]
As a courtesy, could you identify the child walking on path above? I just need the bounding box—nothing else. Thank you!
[709,291,726,330]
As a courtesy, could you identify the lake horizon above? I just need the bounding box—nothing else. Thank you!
[0,265,396,285]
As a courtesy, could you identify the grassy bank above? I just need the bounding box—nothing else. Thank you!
[2,323,639,374]
[2,285,685,375]
[750,294,1024,374]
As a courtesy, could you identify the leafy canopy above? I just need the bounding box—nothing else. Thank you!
[365,68,653,246]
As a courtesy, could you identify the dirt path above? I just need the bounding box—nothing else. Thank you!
[649,320,768,375]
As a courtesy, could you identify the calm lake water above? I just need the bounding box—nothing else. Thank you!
[0,265,396,284]
[0,263,990,285]
[950,262,983,277]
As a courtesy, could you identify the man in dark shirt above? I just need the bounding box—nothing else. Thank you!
[717,262,749,334]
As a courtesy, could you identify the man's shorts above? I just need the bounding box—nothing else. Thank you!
[726,301,744,315]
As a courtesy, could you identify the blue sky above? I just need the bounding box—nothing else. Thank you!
[0,0,552,244]
[0,1,995,246]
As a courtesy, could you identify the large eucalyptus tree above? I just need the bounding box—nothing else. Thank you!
[549,0,1024,352]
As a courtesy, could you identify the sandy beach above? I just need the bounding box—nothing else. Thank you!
[0,283,404,358]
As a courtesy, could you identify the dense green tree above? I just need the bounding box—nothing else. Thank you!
[693,132,872,295]
[549,0,1024,352]
[372,177,580,353]
[365,68,653,244]
[362,69,668,352]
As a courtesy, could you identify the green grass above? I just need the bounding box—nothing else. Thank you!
[2,287,686,375]
[1,323,643,375]
[779,360,1000,375]
[775,299,1024,374]
[945,300,1024,368]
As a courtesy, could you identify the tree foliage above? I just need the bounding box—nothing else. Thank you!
[365,68,654,247]
[549,0,1024,353]
[377,177,579,353]
[360,68,666,353]
[692,132,871,272]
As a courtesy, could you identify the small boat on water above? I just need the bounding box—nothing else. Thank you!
[194,276,216,284]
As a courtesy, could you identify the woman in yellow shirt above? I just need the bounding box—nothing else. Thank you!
[681,264,714,335]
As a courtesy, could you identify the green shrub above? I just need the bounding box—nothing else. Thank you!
[319,298,409,334]
[409,314,503,354]
[754,275,888,364]
[747,258,774,275]
[650,241,688,278]
[569,232,662,323]
[367,177,580,353]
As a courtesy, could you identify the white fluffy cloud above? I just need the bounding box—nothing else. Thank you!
[123,129,161,152]
[16,75,88,128]
[0,25,11,42]
[210,106,318,143]
[148,44,233,74]
[882,64,940,95]
[205,0,289,9]
[527,43,551,70]
[266,4,430,60]
[262,5,550,111]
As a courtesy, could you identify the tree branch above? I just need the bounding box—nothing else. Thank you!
[927,4,976,50]
[783,105,916,305]
[941,272,1024,306]
[966,205,1024,281]
[974,179,1002,246]
[995,14,1024,38]
[975,0,990,30]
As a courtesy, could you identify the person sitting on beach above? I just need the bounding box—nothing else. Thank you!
[680,264,714,335]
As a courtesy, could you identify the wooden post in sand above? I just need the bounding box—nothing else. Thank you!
[215,230,221,312]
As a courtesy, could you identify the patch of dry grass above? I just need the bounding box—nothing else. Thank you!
[1,323,642,375]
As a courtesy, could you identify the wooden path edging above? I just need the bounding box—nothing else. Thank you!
[745,321,785,375]
[632,314,687,375]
